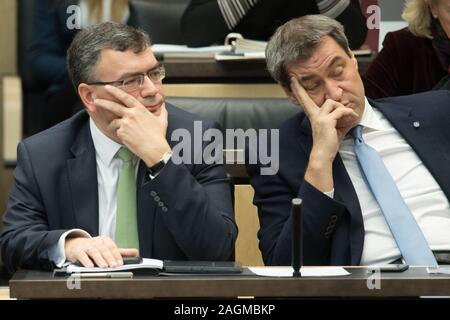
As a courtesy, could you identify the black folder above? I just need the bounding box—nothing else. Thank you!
[162,260,243,275]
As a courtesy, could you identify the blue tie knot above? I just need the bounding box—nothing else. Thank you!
[350,125,363,143]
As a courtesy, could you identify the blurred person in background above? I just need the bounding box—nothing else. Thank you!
[363,0,450,98]
[181,0,368,50]
[28,0,130,130]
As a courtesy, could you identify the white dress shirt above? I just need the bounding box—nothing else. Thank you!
[49,119,139,266]
[336,98,450,265]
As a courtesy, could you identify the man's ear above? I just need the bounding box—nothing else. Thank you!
[78,84,96,112]
[281,85,299,105]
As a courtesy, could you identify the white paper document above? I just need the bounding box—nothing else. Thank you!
[151,44,231,54]
[214,51,266,61]
[427,267,450,275]
[248,266,350,277]
[66,258,163,273]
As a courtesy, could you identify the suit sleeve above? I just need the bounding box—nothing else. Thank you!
[0,142,66,274]
[247,146,348,266]
[181,0,282,47]
[141,121,237,260]
[181,0,367,49]
[181,0,233,47]
[331,0,368,50]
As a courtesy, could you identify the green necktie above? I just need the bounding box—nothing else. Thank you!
[115,147,139,250]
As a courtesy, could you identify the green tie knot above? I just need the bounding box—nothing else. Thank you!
[116,147,134,163]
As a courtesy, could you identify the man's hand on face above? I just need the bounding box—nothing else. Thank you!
[65,236,139,268]
[290,76,359,163]
[94,85,171,167]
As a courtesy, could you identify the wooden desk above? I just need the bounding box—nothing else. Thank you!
[0,287,10,300]
[163,55,374,84]
[9,267,450,299]
[164,59,272,84]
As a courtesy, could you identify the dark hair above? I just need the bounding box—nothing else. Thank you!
[266,15,351,88]
[67,21,151,90]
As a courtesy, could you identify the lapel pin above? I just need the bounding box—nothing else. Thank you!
[413,121,420,128]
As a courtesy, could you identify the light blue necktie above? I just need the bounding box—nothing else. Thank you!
[351,125,437,266]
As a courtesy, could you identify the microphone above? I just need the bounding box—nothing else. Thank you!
[291,198,303,277]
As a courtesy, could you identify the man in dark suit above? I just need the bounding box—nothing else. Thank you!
[181,0,367,50]
[28,0,132,130]
[247,15,450,266]
[1,22,237,273]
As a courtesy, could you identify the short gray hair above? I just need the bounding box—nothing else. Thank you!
[266,15,351,88]
[67,22,151,90]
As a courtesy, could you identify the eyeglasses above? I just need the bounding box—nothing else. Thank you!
[87,64,166,92]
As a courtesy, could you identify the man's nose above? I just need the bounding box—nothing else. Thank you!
[324,80,343,101]
[140,75,159,96]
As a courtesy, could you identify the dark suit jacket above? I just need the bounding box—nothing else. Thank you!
[363,28,448,99]
[247,91,450,266]
[1,104,237,274]
[181,0,367,49]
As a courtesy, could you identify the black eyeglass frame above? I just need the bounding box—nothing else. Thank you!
[86,64,166,89]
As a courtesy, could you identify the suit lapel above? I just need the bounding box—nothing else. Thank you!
[166,103,179,148]
[136,161,156,258]
[64,105,181,252]
[299,113,365,264]
[373,99,450,201]
[134,104,178,258]
[333,156,365,264]
[67,120,99,236]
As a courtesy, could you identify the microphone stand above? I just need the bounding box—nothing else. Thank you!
[291,198,303,277]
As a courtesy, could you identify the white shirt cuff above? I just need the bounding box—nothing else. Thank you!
[323,188,335,198]
[149,153,172,180]
[49,229,91,268]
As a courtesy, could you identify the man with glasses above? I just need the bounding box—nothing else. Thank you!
[1,22,237,273]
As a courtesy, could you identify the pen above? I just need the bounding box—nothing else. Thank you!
[76,272,133,278]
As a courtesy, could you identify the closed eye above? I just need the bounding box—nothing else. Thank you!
[330,66,344,78]
[303,81,321,91]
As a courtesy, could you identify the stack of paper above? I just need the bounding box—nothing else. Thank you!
[248,266,350,277]
[427,267,450,275]
[66,258,163,274]
[214,51,266,61]
[233,37,267,54]
[152,44,232,60]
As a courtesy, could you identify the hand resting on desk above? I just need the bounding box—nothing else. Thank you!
[65,236,139,268]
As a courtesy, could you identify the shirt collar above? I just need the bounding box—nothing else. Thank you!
[358,97,384,131]
[89,118,123,167]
